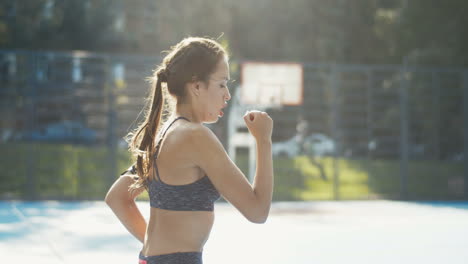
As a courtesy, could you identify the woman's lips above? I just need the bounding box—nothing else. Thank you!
[219,104,227,117]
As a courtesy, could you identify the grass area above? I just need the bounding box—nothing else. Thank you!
[292,156,464,200]
[0,142,464,200]
[237,153,463,200]
[0,142,132,200]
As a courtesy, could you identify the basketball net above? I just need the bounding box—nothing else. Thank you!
[255,83,283,110]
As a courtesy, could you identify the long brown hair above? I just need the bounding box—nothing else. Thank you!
[125,37,227,190]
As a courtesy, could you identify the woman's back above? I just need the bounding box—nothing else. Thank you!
[143,118,218,256]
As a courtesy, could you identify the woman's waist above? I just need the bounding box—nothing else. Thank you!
[149,208,215,230]
[142,230,210,256]
[146,223,212,243]
[145,218,213,249]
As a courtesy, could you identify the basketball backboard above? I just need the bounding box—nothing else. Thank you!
[240,62,303,107]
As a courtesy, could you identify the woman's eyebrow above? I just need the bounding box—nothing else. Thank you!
[212,76,230,81]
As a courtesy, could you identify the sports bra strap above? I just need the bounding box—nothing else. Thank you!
[154,116,190,159]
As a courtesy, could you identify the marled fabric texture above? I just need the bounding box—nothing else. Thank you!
[139,251,203,264]
[148,173,220,211]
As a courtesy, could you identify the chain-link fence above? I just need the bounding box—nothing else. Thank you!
[263,63,467,200]
[1,50,466,200]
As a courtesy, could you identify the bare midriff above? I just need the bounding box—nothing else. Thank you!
[141,208,214,256]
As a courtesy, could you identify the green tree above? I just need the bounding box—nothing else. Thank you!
[395,0,468,66]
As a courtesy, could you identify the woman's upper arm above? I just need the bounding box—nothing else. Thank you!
[189,125,260,222]
[105,174,145,204]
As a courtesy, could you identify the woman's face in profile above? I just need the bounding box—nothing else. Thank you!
[199,56,231,124]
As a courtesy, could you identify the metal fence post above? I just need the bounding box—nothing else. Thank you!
[330,65,341,200]
[399,66,409,200]
[463,71,468,200]
[106,57,118,190]
[25,52,38,199]
[431,71,440,160]
[366,69,373,160]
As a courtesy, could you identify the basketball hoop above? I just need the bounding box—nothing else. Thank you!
[241,62,303,109]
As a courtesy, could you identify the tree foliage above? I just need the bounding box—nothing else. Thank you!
[0,0,466,65]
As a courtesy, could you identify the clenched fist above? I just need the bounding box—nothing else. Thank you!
[243,110,273,142]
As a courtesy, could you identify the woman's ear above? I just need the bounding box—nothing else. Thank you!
[194,83,200,97]
[187,78,201,97]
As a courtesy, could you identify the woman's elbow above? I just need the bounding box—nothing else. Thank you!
[246,201,271,224]
[105,191,118,207]
[248,208,270,224]
[249,214,268,224]
[104,193,112,206]
[105,190,135,210]
[105,175,139,206]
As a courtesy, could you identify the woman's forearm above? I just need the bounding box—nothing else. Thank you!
[252,138,274,222]
[107,199,147,243]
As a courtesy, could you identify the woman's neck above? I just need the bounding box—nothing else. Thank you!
[174,102,201,123]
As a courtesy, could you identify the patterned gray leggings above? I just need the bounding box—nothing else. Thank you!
[138,251,203,264]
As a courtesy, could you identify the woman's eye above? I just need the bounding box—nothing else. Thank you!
[220,84,227,88]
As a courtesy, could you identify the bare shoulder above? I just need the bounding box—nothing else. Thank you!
[177,121,213,135]
[172,122,220,149]
[190,123,219,142]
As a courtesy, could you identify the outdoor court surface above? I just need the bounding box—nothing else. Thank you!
[1,200,467,264]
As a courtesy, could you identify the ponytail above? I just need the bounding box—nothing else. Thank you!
[128,68,167,190]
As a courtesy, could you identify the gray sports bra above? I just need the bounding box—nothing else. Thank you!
[121,117,221,211]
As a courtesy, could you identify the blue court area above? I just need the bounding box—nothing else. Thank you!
[1,200,467,264]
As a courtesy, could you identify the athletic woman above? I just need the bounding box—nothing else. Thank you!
[105,37,274,264]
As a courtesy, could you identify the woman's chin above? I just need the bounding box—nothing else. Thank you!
[203,115,219,124]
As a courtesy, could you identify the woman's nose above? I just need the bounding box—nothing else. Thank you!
[225,89,231,101]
